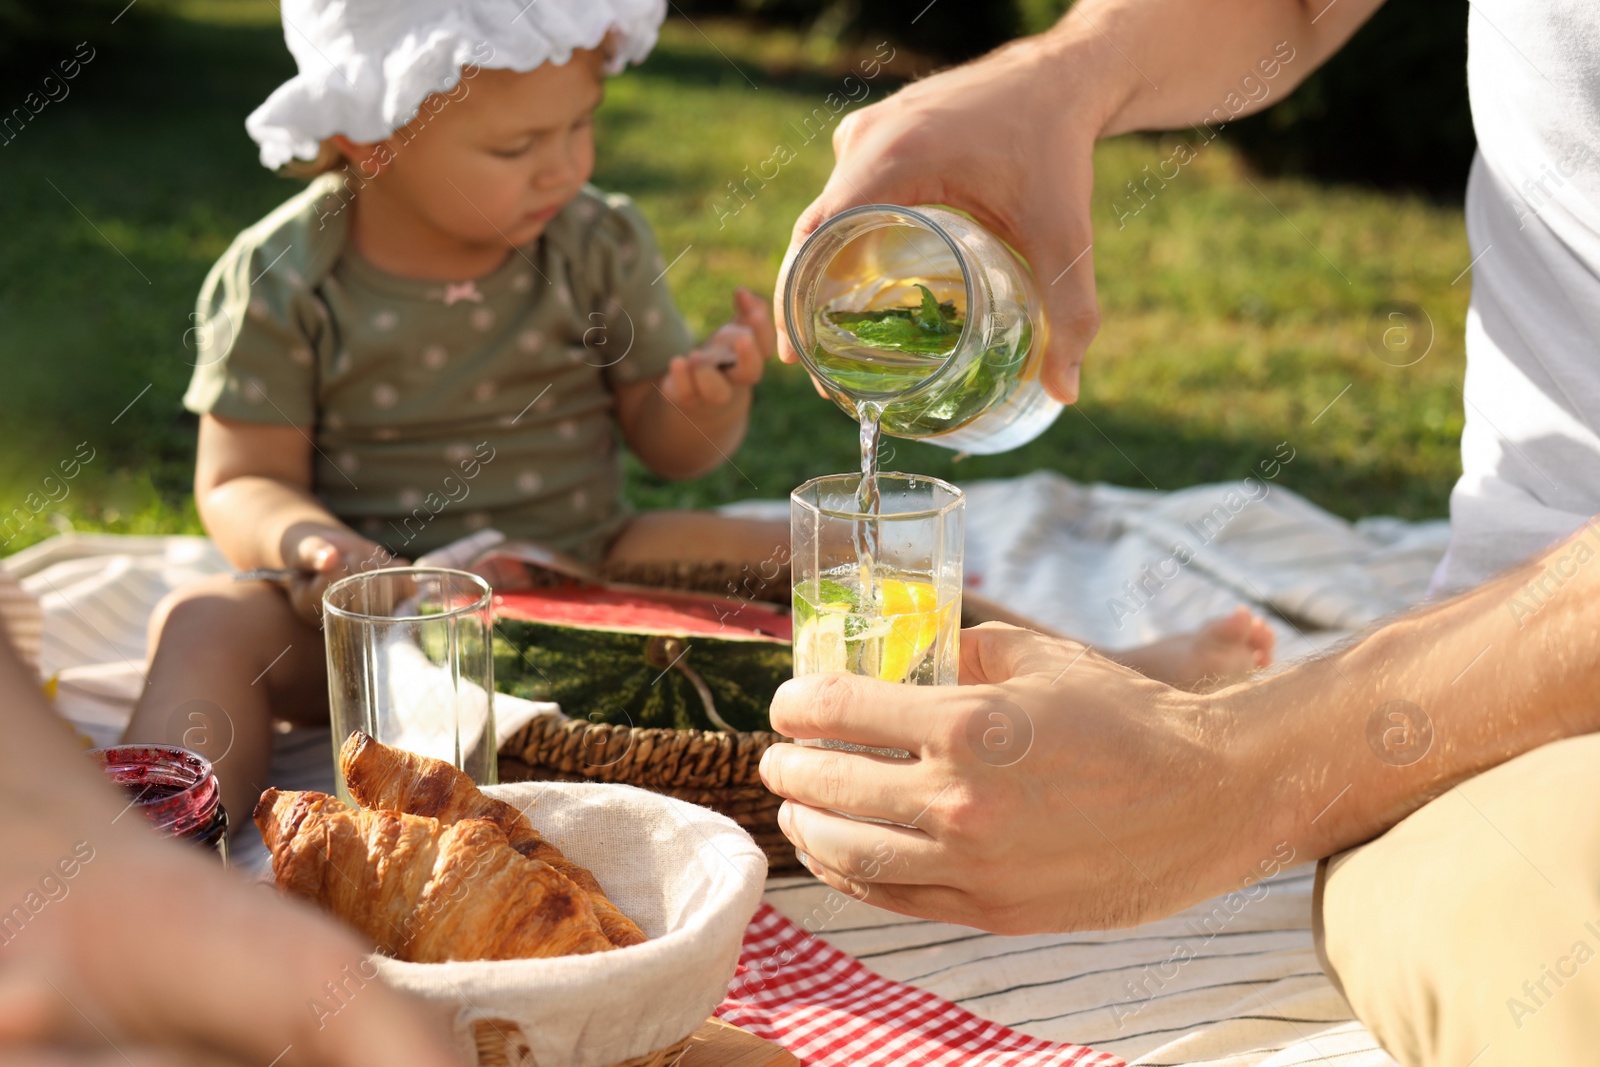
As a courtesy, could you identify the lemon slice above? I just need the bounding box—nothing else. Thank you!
[875,578,943,683]
[795,611,849,674]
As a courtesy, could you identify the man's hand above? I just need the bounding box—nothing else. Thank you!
[763,517,1600,936]
[760,624,1270,933]
[775,38,1107,404]
[774,0,1387,405]
[0,637,465,1067]
[659,288,774,411]
[0,830,466,1066]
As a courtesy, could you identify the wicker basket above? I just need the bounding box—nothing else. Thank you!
[376,782,764,1067]
[474,1018,692,1067]
[499,714,799,875]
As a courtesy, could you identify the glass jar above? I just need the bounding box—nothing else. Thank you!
[90,744,229,863]
[784,204,1061,454]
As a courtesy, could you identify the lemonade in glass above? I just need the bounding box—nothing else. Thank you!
[792,571,957,685]
[790,473,964,755]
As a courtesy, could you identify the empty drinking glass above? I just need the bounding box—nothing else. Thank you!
[322,567,496,803]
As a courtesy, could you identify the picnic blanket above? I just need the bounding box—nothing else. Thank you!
[4,471,1446,1066]
[721,903,1123,1066]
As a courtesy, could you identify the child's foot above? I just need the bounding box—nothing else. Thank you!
[1107,607,1275,691]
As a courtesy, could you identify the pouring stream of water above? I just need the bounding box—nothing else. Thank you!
[854,401,885,611]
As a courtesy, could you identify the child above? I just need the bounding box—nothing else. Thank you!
[125,0,1272,834]
[124,0,788,828]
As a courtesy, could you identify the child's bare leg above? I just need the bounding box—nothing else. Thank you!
[606,510,788,568]
[965,594,1273,692]
[123,576,327,834]
[1103,606,1275,692]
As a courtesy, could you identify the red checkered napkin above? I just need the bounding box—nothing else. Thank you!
[717,904,1126,1067]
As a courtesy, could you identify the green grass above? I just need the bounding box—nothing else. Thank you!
[0,3,1469,557]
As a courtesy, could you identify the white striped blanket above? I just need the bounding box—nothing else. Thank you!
[763,870,1385,1066]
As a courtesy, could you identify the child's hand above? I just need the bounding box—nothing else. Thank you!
[284,527,407,624]
[660,288,776,412]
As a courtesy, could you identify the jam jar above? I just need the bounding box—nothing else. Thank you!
[90,744,229,864]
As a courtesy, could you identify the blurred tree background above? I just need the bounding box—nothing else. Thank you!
[673,0,1474,195]
[2,0,1476,194]
[0,0,147,70]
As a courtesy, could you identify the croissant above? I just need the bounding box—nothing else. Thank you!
[254,788,613,962]
[339,731,647,948]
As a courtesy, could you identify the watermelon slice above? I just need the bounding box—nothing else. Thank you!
[492,583,792,733]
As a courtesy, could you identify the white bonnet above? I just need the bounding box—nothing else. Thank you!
[245,0,666,170]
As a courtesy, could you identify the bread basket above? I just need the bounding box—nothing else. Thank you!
[372,781,767,1067]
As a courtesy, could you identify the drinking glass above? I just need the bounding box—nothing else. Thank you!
[790,472,964,756]
[322,567,496,803]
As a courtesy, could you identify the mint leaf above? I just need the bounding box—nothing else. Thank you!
[913,284,952,335]
[822,289,962,356]
[791,590,815,625]
[795,577,860,624]
[816,578,859,610]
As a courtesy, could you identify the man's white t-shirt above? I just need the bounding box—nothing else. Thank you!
[1437,0,1600,594]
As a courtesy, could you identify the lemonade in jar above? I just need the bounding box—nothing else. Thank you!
[783,204,1060,454]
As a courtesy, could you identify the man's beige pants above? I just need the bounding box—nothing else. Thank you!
[1315,732,1600,1066]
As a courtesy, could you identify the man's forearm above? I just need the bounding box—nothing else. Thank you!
[0,638,123,847]
[1032,0,1385,139]
[1230,520,1600,864]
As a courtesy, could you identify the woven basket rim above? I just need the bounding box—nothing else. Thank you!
[505,709,784,742]
[501,712,782,786]
[473,1016,694,1067]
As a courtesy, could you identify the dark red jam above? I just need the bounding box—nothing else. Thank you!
[89,745,229,864]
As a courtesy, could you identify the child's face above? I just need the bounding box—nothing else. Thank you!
[356,53,604,249]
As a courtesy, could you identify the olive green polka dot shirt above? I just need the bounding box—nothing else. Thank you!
[183,174,694,562]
